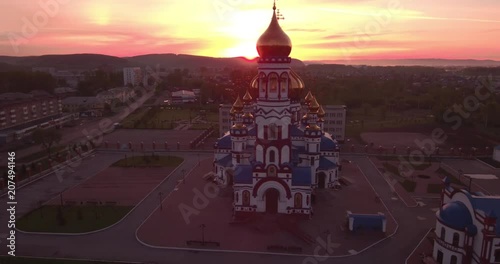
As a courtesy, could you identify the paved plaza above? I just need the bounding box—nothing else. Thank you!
[137,158,396,255]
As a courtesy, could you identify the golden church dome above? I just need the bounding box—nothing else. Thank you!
[256,4,292,58]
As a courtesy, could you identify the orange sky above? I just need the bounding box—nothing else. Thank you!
[1,0,500,60]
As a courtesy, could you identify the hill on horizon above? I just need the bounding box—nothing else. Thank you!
[305,58,500,67]
[0,53,306,71]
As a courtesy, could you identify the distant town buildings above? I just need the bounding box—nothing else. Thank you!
[97,87,136,104]
[32,68,85,88]
[0,94,62,130]
[171,90,196,104]
[219,104,347,141]
[434,179,500,263]
[61,96,104,117]
[123,67,143,87]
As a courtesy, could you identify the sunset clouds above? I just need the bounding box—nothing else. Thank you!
[1,0,499,60]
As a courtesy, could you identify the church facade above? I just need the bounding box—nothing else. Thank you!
[213,3,340,217]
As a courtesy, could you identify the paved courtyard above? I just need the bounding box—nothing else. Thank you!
[46,166,176,206]
[102,129,205,150]
[137,158,396,255]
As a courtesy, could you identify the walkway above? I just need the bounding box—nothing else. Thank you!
[0,154,439,264]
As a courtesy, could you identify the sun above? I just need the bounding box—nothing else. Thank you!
[223,42,259,59]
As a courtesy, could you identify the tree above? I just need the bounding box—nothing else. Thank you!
[32,128,62,158]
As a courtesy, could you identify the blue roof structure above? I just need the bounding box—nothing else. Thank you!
[291,167,311,186]
[215,155,232,167]
[437,201,473,230]
[349,214,385,231]
[290,126,304,137]
[320,135,338,151]
[216,135,231,149]
[248,127,257,136]
[233,165,253,184]
[471,196,500,235]
[318,157,337,171]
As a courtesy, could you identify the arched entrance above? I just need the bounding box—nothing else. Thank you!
[317,172,326,189]
[265,188,279,214]
[225,169,234,186]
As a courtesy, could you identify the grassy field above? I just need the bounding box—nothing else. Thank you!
[17,205,133,233]
[381,162,417,192]
[0,257,130,264]
[427,183,442,193]
[121,106,195,129]
[111,155,183,167]
[478,157,500,168]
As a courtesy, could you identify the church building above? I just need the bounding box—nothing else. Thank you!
[213,3,340,218]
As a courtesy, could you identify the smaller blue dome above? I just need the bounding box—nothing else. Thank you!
[216,135,231,149]
[320,135,338,151]
[437,201,473,230]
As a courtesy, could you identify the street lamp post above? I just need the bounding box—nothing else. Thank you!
[200,224,206,245]
[323,229,330,252]
[159,192,163,211]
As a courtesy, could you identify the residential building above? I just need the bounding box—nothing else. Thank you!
[61,97,105,117]
[171,90,196,104]
[123,67,142,87]
[97,87,136,104]
[0,96,62,130]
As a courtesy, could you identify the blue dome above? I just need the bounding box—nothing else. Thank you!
[216,135,231,149]
[320,135,338,151]
[437,201,473,230]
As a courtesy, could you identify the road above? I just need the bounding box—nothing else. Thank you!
[0,154,439,264]
[0,89,155,161]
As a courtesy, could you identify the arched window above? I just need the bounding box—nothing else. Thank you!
[242,191,250,206]
[440,227,446,241]
[269,124,278,140]
[269,150,276,163]
[294,193,303,208]
[268,166,277,177]
[269,73,278,92]
[450,255,457,264]
[452,233,459,246]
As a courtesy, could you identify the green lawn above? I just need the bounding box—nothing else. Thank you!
[111,155,183,167]
[427,183,442,194]
[121,107,194,129]
[401,179,417,192]
[17,205,133,233]
[478,157,500,168]
[382,162,417,192]
[0,257,128,264]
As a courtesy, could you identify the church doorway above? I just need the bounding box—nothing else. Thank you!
[225,169,234,186]
[265,188,279,214]
[318,172,326,189]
